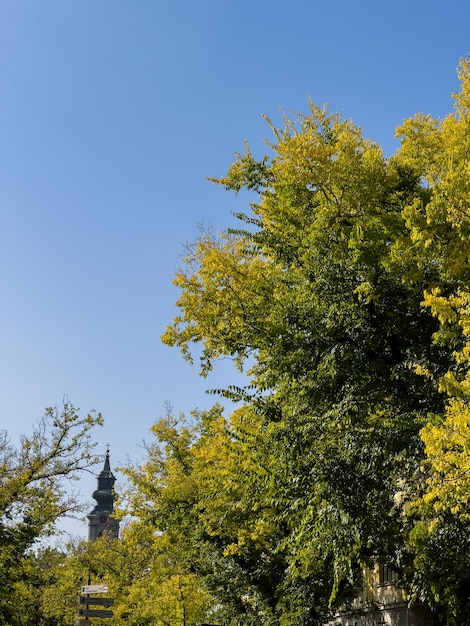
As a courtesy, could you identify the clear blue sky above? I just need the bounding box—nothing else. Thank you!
[1,0,469,537]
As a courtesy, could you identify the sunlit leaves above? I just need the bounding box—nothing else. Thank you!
[162,230,280,376]
[159,58,470,624]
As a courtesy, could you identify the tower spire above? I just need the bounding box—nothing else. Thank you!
[87,449,120,541]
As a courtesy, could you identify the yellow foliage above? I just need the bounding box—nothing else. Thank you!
[162,230,280,375]
[418,288,470,517]
[420,398,470,515]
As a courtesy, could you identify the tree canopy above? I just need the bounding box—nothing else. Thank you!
[160,57,470,624]
[0,401,102,625]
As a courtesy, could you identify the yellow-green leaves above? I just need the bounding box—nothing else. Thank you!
[420,400,470,517]
[417,290,470,520]
[400,62,470,528]
[159,57,470,624]
[162,229,280,375]
[0,402,103,622]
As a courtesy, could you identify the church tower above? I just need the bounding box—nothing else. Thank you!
[87,449,120,541]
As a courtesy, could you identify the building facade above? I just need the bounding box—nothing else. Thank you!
[325,566,435,626]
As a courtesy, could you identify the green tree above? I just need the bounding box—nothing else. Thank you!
[163,107,445,603]
[0,401,102,624]
[162,58,470,623]
[124,405,334,625]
